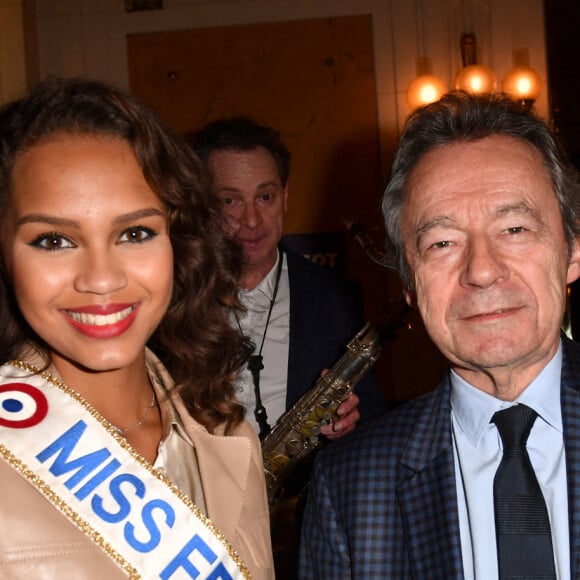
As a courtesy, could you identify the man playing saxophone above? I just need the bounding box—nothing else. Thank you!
[191,117,388,440]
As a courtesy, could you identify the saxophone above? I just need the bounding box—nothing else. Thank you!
[262,299,411,504]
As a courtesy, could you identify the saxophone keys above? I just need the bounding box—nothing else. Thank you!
[267,454,290,474]
[285,437,303,456]
[299,420,320,437]
[314,400,335,421]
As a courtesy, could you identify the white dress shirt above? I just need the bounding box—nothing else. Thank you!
[236,251,290,433]
[451,343,569,579]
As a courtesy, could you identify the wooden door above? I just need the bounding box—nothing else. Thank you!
[127,15,447,404]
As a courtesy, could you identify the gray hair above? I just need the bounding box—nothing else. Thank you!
[382,90,580,290]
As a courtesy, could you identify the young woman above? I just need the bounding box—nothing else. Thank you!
[0,77,273,579]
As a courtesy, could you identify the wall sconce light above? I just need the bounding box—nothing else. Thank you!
[454,33,496,94]
[502,49,541,110]
[404,0,542,115]
[406,0,446,111]
[407,57,447,110]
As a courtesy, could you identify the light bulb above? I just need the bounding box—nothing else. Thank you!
[502,66,541,103]
[454,64,497,94]
[406,74,447,110]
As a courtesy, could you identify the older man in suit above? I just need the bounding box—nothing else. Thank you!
[299,91,580,579]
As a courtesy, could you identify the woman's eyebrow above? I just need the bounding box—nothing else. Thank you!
[16,214,79,228]
[15,207,165,228]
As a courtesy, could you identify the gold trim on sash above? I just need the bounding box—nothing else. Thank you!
[0,360,251,580]
[0,444,141,578]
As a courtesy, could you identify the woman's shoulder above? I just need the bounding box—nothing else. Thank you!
[145,349,261,445]
[230,418,261,442]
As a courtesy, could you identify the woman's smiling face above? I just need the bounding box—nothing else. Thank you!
[3,133,174,376]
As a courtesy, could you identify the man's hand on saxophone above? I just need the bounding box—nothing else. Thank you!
[321,392,360,439]
[313,368,362,439]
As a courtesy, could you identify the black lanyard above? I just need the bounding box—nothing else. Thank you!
[247,253,284,440]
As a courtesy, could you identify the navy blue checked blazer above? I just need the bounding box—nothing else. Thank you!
[299,335,580,579]
[283,244,387,424]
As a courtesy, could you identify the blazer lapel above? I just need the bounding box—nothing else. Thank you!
[561,336,580,577]
[397,378,464,579]
[285,247,322,406]
[189,429,252,543]
[168,393,252,544]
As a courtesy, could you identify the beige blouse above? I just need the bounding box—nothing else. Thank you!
[150,364,208,513]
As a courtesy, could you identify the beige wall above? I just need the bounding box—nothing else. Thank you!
[33,0,547,171]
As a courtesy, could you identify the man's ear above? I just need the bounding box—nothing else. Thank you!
[403,288,415,308]
[567,235,580,285]
[283,184,289,213]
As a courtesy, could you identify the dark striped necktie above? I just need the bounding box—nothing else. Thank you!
[491,404,556,579]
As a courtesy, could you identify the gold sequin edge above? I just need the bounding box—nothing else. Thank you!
[0,443,139,579]
[6,360,252,580]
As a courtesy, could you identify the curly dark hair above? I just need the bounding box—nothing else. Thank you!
[0,76,252,434]
[190,116,291,186]
[382,90,580,290]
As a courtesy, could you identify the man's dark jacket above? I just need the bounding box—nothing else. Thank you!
[299,335,580,578]
[284,245,386,423]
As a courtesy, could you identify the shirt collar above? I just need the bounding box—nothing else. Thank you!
[450,341,563,447]
[240,249,282,303]
[147,359,193,445]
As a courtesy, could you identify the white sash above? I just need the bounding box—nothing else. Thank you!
[0,361,250,580]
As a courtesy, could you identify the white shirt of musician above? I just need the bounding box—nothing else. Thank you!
[236,251,290,433]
